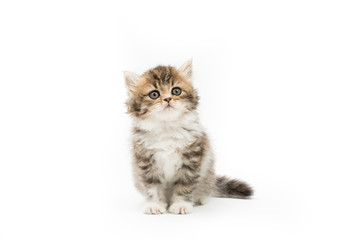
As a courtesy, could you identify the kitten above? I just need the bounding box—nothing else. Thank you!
[124,60,253,214]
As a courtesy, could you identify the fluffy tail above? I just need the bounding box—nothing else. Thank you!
[212,176,253,199]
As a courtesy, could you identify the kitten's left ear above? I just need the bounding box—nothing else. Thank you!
[123,71,140,93]
[178,60,193,81]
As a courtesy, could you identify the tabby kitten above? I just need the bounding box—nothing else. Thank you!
[124,60,253,214]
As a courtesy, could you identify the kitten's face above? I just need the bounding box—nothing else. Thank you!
[124,61,199,121]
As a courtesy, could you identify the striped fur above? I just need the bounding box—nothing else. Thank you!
[213,176,253,198]
[125,60,253,214]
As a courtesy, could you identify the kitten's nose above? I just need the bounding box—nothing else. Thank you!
[163,97,172,103]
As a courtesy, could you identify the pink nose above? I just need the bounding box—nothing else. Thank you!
[163,97,172,103]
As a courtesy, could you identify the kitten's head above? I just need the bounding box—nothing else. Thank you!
[124,60,199,121]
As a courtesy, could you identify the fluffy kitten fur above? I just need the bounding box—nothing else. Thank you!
[124,60,253,214]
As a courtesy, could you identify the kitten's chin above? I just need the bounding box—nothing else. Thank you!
[151,105,185,121]
[156,109,183,121]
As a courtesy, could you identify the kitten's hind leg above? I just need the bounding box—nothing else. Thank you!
[194,195,209,206]
[193,174,214,206]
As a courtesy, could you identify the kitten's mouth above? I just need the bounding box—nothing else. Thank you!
[164,103,173,109]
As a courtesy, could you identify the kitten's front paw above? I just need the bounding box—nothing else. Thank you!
[169,201,193,214]
[144,202,167,215]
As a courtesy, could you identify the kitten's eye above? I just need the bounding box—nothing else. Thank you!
[148,91,160,99]
[171,87,182,96]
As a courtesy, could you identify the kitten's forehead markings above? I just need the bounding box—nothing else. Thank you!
[160,71,166,85]
[151,72,160,81]
[151,80,158,90]
[151,66,173,86]
[143,67,184,96]
[146,73,159,90]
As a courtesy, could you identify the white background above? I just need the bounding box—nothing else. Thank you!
[1,0,359,239]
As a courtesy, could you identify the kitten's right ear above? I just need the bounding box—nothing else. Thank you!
[123,71,140,93]
[178,60,193,82]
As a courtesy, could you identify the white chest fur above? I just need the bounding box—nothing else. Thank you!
[145,127,194,183]
[134,112,204,183]
[154,150,182,182]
